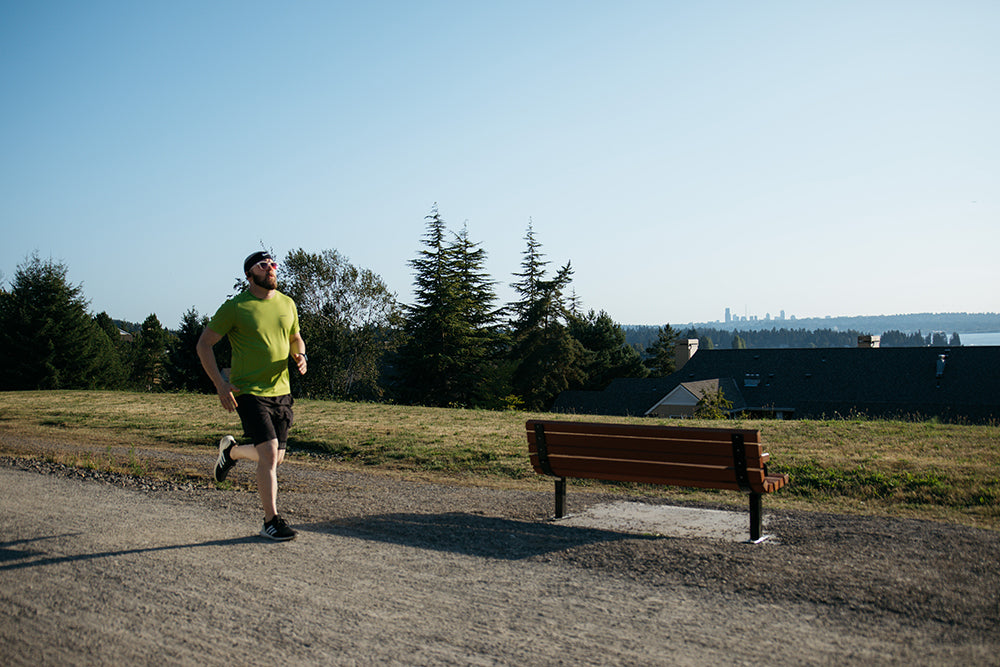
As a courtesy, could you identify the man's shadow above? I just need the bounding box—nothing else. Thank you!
[1,515,656,569]
[0,533,263,571]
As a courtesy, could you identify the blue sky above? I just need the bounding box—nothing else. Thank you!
[2,1,997,328]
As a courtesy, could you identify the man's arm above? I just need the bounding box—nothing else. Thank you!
[290,331,307,375]
[196,328,238,412]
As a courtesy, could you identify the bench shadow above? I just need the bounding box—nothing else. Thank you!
[296,512,655,560]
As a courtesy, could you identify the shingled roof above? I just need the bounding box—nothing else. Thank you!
[552,346,1000,423]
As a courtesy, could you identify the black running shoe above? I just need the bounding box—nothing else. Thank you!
[261,515,297,541]
[214,435,237,483]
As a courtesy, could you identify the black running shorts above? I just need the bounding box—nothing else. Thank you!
[235,394,294,449]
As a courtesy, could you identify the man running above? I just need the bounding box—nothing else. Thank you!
[196,251,307,541]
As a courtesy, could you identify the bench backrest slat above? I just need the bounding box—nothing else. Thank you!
[527,419,760,444]
[536,433,761,461]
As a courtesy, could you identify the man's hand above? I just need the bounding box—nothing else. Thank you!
[197,328,237,412]
[293,353,308,376]
[216,383,238,413]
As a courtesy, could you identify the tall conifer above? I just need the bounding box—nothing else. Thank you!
[507,226,588,409]
[0,253,121,389]
[396,206,501,407]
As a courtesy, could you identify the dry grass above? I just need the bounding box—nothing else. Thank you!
[1,390,997,530]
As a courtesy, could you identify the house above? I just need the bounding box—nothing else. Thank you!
[553,340,1000,424]
[645,378,746,418]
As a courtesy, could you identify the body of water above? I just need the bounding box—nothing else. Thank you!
[959,332,1000,346]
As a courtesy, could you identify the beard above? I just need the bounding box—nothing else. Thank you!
[250,272,278,290]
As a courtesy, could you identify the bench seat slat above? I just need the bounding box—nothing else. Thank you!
[761,474,789,493]
[550,469,748,491]
[533,455,766,484]
[530,454,789,494]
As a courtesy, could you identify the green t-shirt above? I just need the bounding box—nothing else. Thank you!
[208,290,300,397]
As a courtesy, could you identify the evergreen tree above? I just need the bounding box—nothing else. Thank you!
[643,323,680,377]
[449,224,508,406]
[92,311,129,387]
[0,253,121,390]
[452,224,503,333]
[131,314,170,391]
[396,206,499,407]
[166,308,220,393]
[512,321,587,410]
[508,220,548,322]
[569,309,647,390]
[94,311,120,340]
[509,261,586,410]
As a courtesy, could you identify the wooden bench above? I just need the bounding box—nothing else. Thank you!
[526,419,789,542]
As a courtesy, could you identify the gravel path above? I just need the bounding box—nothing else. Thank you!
[1,434,998,665]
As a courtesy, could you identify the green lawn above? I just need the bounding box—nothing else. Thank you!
[1,390,997,530]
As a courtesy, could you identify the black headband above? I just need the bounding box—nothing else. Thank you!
[243,251,273,274]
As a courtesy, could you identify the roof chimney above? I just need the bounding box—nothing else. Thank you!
[858,335,881,348]
[674,339,699,370]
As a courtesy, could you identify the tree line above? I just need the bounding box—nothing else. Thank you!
[9,208,968,407]
[625,325,963,351]
[0,208,678,409]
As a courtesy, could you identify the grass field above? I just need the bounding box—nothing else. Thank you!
[1,390,997,530]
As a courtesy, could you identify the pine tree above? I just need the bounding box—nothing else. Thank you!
[449,224,508,406]
[166,308,220,393]
[396,206,501,407]
[569,309,648,390]
[92,311,129,387]
[643,324,680,377]
[511,321,587,410]
[0,253,121,390]
[508,220,548,322]
[509,258,586,410]
[131,314,170,391]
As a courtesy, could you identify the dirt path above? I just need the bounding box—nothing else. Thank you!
[1,436,998,665]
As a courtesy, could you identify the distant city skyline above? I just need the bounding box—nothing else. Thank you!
[671,310,1000,333]
[724,307,791,324]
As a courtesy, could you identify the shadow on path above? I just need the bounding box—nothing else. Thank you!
[297,512,657,560]
[0,534,265,571]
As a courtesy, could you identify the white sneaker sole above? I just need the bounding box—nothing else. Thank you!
[214,435,237,482]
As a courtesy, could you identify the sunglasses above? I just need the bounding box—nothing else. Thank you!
[253,259,278,271]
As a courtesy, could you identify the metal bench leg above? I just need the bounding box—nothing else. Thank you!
[749,492,762,542]
[555,478,567,518]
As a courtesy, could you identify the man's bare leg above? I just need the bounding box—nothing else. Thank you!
[230,440,284,521]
